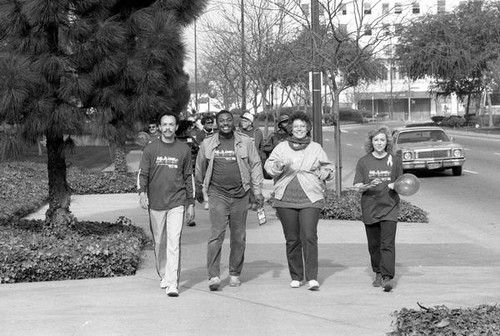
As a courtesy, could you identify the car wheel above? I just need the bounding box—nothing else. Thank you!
[452,166,462,176]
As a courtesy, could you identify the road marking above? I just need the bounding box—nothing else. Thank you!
[494,152,500,156]
[345,143,353,146]
[464,169,478,174]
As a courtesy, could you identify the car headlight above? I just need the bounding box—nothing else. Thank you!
[452,149,463,157]
[402,151,413,161]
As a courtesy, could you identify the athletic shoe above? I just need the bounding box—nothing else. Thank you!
[208,277,221,291]
[187,221,196,227]
[372,273,382,287]
[229,275,241,287]
[290,280,302,288]
[307,280,320,291]
[166,286,179,297]
[160,279,168,289]
[382,277,393,292]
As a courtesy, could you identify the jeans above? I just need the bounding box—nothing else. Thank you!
[276,207,320,282]
[207,192,249,278]
[364,220,397,279]
[149,206,185,288]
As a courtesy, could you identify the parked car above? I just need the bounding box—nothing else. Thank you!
[392,126,465,176]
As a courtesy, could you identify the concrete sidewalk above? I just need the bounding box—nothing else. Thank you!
[4,184,500,335]
[3,139,500,335]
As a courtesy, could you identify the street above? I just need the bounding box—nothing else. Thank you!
[322,123,500,251]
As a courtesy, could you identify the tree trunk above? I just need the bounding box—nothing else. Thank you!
[44,132,72,232]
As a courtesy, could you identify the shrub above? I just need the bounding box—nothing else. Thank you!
[321,189,429,223]
[389,303,500,335]
[0,161,48,220]
[0,219,149,284]
[68,167,137,194]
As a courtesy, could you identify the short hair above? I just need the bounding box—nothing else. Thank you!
[289,111,312,136]
[363,126,394,154]
[201,115,214,125]
[159,111,179,125]
[216,110,233,123]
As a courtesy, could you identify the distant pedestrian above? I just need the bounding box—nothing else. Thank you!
[176,118,200,227]
[147,120,160,141]
[353,125,403,292]
[138,112,195,297]
[264,112,334,291]
[195,109,264,291]
[196,115,215,144]
[239,111,265,161]
[262,113,291,157]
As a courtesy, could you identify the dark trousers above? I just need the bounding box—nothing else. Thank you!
[276,207,320,282]
[364,220,397,279]
[207,192,249,278]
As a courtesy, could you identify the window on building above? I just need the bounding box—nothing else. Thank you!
[391,66,398,80]
[437,0,446,13]
[382,3,389,14]
[395,2,402,14]
[364,2,371,14]
[340,4,347,15]
[412,2,420,14]
[301,3,310,16]
[364,24,372,35]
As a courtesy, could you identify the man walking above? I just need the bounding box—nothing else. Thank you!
[138,112,195,297]
[195,110,264,291]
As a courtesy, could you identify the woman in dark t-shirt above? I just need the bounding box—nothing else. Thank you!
[353,126,403,293]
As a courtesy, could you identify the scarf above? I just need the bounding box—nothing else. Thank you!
[287,136,311,151]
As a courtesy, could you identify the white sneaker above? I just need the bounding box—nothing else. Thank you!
[166,286,179,297]
[229,275,241,287]
[160,279,168,289]
[308,280,320,291]
[208,277,221,291]
[204,202,209,210]
[290,280,302,288]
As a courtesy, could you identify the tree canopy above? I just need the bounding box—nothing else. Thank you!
[0,0,207,226]
[396,0,500,103]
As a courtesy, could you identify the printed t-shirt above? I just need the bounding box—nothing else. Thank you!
[209,136,245,198]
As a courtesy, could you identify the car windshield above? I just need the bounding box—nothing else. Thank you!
[397,130,450,144]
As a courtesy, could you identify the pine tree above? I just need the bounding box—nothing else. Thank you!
[0,0,207,228]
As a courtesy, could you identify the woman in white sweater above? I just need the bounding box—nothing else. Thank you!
[264,112,334,291]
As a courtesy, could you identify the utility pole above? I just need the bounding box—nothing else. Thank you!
[241,0,246,111]
[311,0,322,144]
[194,20,199,113]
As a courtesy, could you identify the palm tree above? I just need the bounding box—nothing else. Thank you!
[0,0,207,228]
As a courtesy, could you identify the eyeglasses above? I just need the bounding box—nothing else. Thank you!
[149,126,157,129]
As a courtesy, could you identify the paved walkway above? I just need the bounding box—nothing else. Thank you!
[2,131,500,335]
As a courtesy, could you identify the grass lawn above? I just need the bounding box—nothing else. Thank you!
[18,144,142,171]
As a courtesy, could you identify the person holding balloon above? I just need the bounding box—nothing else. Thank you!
[353,126,404,292]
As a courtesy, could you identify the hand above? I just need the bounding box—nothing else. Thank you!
[139,192,149,209]
[315,167,333,180]
[185,204,195,223]
[274,159,290,171]
[195,184,204,204]
[254,194,265,208]
[388,182,395,190]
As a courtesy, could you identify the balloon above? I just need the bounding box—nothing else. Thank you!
[208,89,217,98]
[394,173,420,196]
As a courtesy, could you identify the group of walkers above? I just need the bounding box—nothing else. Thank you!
[137,109,403,297]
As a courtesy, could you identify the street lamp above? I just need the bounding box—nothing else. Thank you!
[194,20,199,112]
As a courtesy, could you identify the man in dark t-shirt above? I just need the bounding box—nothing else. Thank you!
[195,110,264,291]
[138,112,195,297]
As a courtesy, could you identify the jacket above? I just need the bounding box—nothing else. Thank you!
[195,131,264,197]
[264,140,334,203]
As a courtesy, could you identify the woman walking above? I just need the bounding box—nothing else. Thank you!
[353,126,403,292]
[264,112,334,290]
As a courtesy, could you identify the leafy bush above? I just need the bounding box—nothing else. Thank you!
[389,303,500,335]
[0,161,137,221]
[321,189,429,223]
[0,219,149,284]
[0,161,48,220]
[68,167,137,194]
